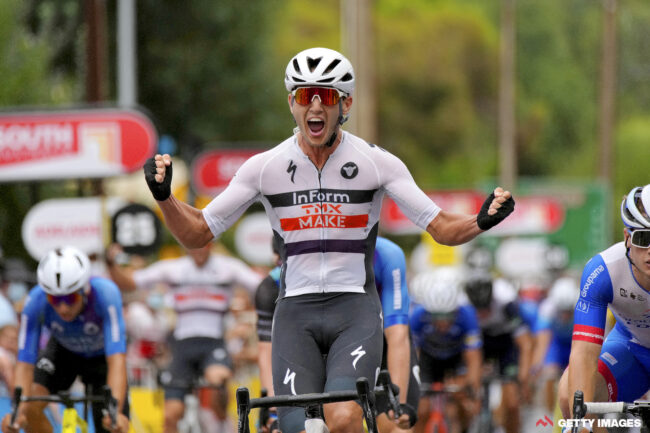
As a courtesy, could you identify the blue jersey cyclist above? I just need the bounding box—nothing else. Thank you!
[255,236,420,433]
[558,185,650,430]
[409,267,483,433]
[1,247,129,433]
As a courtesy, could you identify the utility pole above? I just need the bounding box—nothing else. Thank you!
[85,0,108,103]
[341,0,377,144]
[118,0,137,107]
[499,0,517,190]
[599,0,617,184]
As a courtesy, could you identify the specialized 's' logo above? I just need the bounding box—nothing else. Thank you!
[412,365,421,386]
[340,162,358,179]
[37,358,56,375]
[351,345,366,369]
[284,368,297,395]
[287,160,297,183]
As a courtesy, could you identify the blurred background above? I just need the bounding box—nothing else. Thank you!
[1,0,649,431]
[1,0,649,268]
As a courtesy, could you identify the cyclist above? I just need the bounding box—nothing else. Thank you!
[530,276,579,412]
[1,246,129,433]
[409,267,482,433]
[143,47,515,433]
[463,270,531,433]
[557,185,650,432]
[105,242,261,433]
[255,236,419,433]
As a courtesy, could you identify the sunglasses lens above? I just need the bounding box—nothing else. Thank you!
[632,230,650,248]
[294,88,340,106]
[47,292,81,306]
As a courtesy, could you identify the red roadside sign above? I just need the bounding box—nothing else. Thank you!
[0,108,157,181]
[191,149,261,196]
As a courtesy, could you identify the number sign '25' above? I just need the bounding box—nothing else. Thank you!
[111,204,162,256]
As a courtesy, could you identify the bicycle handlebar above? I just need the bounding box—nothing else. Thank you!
[9,385,117,427]
[376,370,402,419]
[236,377,379,433]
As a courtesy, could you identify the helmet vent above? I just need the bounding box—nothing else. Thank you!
[317,78,335,84]
[323,59,341,74]
[56,272,61,288]
[307,56,322,72]
[341,73,353,82]
[292,59,302,74]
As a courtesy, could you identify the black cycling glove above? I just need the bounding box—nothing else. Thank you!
[476,192,515,230]
[143,157,173,201]
[400,403,418,428]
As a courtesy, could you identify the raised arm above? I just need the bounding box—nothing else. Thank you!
[426,187,514,246]
[143,154,213,249]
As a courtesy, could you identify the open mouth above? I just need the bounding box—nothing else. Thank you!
[307,119,325,135]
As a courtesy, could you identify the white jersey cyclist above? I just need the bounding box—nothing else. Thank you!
[202,130,440,298]
[132,253,261,340]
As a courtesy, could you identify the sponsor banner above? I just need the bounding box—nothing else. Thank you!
[21,197,126,260]
[233,212,274,265]
[380,192,565,236]
[0,108,157,181]
[191,149,261,196]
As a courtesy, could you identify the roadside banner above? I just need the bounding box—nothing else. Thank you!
[191,149,261,196]
[0,108,157,181]
[22,197,126,260]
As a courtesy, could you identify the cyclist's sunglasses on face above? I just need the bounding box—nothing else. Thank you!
[292,87,345,106]
[47,291,82,307]
[431,311,456,322]
[631,229,650,248]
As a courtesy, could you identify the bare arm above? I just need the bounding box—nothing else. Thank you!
[463,348,482,394]
[426,187,513,246]
[568,340,603,416]
[515,331,533,383]
[149,155,213,249]
[384,324,410,405]
[105,245,137,292]
[426,211,482,246]
[106,353,127,411]
[257,341,274,396]
[531,330,552,374]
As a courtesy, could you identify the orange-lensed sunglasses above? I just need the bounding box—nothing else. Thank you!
[291,87,345,106]
[47,292,82,306]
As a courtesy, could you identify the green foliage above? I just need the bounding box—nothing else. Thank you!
[615,116,650,198]
[376,1,499,188]
[0,0,76,106]
[136,0,291,149]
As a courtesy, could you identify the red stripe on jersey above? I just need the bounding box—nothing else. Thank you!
[175,293,226,302]
[572,324,605,344]
[280,214,369,231]
[598,359,618,402]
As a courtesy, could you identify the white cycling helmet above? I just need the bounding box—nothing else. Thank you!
[621,185,650,229]
[37,247,91,296]
[284,47,355,96]
[549,277,580,311]
[410,267,463,314]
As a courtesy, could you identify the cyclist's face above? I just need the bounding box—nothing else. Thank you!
[288,92,352,148]
[626,229,650,284]
[51,293,85,321]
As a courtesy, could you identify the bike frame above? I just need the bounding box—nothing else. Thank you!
[61,406,88,433]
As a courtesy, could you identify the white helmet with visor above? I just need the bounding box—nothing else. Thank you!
[410,267,463,314]
[37,246,91,296]
[621,185,650,249]
[284,47,355,96]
